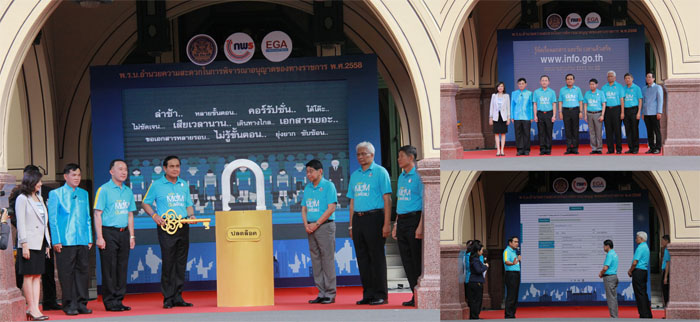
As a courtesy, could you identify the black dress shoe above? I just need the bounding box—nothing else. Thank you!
[545,151,551,155]
[572,150,579,154]
[564,151,572,155]
[402,299,415,306]
[308,297,324,304]
[163,302,173,309]
[119,305,131,311]
[616,151,622,154]
[645,149,654,154]
[77,307,92,314]
[370,298,387,305]
[653,149,661,154]
[320,298,335,304]
[105,306,122,312]
[64,309,79,316]
[624,150,633,154]
[173,301,193,307]
[356,298,371,305]
[42,302,62,311]
[607,151,615,154]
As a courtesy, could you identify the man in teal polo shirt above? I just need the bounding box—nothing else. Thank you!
[392,145,423,307]
[510,78,533,156]
[48,163,93,316]
[601,71,626,154]
[348,141,392,305]
[599,239,618,318]
[661,234,670,306]
[628,231,652,318]
[533,75,558,155]
[94,159,136,312]
[623,73,643,154]
[583,78,607,154]
[503,236,521,318]
[302,159,338,305]
[558,74,584,154]
[142,156,195,309]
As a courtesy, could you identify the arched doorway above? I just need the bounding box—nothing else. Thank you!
[440,0,700,157]
[440,170,699,319]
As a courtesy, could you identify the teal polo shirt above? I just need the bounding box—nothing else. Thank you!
[584,90,605,112]
[633,242,650,270]
[302,178,338,222]
[533,87,557,112]
[601,82,625,107]
[510,89,533,120]
[94,179,136,228]
[603,249,618,275]
[662,248,670,270]
[503,246,520,272]
[624,83,643,108]
[347,162,392,212]
[559,86,584,108]
[143,176,193,217]
[396,166,423,214]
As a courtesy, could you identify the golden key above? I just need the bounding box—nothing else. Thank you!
[160,209,211,235]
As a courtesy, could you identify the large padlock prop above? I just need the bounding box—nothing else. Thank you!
[215,159,273,307]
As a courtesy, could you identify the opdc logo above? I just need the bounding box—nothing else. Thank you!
[566,13,582,30]
[262,31,292,62]
[224,33,255,64]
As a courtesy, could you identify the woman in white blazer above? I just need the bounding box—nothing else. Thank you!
[489,82,511,156]
[15,170,51,321]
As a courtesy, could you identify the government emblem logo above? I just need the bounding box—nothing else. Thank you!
[186,34,217,66]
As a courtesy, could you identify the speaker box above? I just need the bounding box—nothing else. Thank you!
[313,0,344,44]
[136,0,171,54]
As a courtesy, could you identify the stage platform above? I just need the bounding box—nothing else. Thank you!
[461,144,661,159]
[46,286,418,321]
[478,305,666,320]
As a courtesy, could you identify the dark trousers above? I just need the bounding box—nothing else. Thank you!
[562,107,580,151]
[15,248,59,306]
[514,120,531,154]
[99,227,131,309]
[467,282,483,320]
[604,106,623,152]
[632,269,652,318]
[158,224,190,304]
[662,269,670,306]
[56,245,89,312]
[504,271,520,318]
[537,111,553,152]
[396,212,422,293]
[352,210,388,300]
[644,115,662,150]
[623,106,640,152]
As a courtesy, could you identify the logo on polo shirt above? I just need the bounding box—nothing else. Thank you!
[354,182,370,197]
[115,200,130,210]
[398,187,411,201]
[306,198,320,212]
[166,193,185,207]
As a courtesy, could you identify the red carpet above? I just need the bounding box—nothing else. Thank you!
[480,306,666,319]
[462,144,662,159]
[44,287,413,320]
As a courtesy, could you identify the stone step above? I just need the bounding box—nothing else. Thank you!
[387,254,403,266]
[388,265,407,280]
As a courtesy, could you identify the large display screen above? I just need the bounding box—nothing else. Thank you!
[505,189,649,305]
[90,55,379,291]
[498,26,647,144]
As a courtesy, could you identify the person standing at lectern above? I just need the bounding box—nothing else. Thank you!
[301,159,338,305]
[142,156,196,309]
[348,142,392,305]
[94,159,136,311]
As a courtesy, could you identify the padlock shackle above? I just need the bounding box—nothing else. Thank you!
[221,159,266,211]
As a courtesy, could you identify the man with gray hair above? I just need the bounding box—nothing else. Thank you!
[348,141,392,305]
[601,70,625,154]
[628,231,652,318]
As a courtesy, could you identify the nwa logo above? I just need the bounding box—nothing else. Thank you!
[398,187,412,201]
[224,32,255,64]
[305,198,320,212]
[166,193,185,206]
[354,182,371,197]
[114,200,130,211]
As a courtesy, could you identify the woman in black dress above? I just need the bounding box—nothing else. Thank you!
[489,82,511,156]
[15,170,51,321]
